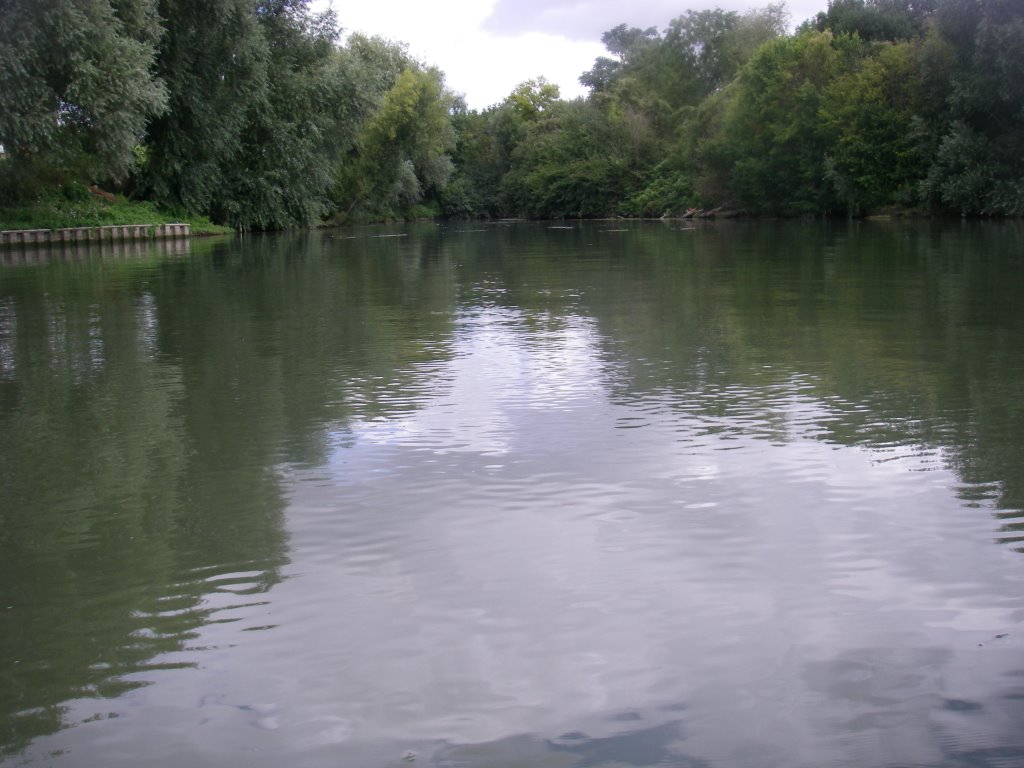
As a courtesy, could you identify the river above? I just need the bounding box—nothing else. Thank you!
[1,221,1023,767]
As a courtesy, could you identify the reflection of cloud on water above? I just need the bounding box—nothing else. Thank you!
[19,304,1024,767]
[271,401,1024,767]
[265,314,1024,765]
[348,306,606,456]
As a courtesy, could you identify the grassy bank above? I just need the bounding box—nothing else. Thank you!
[0,185,233,236]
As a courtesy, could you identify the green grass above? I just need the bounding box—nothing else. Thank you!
[0,187,233,235]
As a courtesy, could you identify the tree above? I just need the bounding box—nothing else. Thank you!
[812,0,937,42]
[444,106,502,218]
[506,78,561,122]
[0,0,167,195]
[501,99,629,218]
[703,30,856,214]
[919,0,1024,214]
[207,0,349,229]
[728,4,792,68]
[335,65,456,218]
[581,7,787,145]
[662,9,743,97]
[579,25,657,95]
[141,0,269,217]
[821,41,925,212]
[142,0,367,229]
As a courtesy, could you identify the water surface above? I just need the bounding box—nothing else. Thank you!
[1,222,1023,767]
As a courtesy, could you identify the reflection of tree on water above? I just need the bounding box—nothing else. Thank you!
[435,717,710,768]
[400,221,1024,768]
[0,233,458,758]
[488,221,1024,551]
[361,221,1024,548]
[0,258,285,755]
[2,221,1023,763]
[0,238,193,268]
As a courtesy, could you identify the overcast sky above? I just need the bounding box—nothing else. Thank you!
[318,0,830,109]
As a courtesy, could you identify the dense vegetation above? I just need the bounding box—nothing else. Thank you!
[1,0,1022,229]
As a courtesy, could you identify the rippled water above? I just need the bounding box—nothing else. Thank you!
[2,222,1024,767]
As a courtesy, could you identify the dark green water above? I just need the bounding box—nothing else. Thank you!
[1,221,1023,768]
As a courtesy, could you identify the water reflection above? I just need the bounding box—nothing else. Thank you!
[351,306,605,455]
[1,222,1023,767]
[0,237,191,267]
[263,295,1023,766]
[0,240,289,758]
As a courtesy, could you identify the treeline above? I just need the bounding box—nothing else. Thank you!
[0,0,456,229]
[1,0,1022,229]
[449,0,1024,219]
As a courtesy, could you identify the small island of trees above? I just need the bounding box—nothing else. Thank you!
[1,0,1021,231]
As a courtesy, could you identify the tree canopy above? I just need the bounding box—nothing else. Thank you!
[448,0,1024,219]
[0,0,167,193]
[1,0,1022,226]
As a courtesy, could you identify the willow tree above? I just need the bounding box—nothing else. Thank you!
[139,0,363,229]
[0,0,167,197]
[207,0,350,229]
[141,0,268,220]
[334,64,456,219]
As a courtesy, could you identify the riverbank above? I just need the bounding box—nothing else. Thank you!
[0,187,233,236]
[0,223,191,246]
[0,188,956,240]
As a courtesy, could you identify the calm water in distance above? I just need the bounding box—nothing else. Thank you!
[1,221,1023,768]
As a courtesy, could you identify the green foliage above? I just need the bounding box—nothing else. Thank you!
[663,9,744,96]
[142,0,270,218]
[561,4,790,219]
[921,121,1024,216]
[506,78,561,121]
[4,0,1023,228]
[208,1,346,229]
[582,7,787,118]
[602,24,660,64]
[142,0,355,230]
[919,0,1024,215]
[0,0,167,192]
[445,108,507,217]
[812,0,937,42]
[334,63,456,220]
[437,175,482,218]
[730,4,792,61]
[501,100,629,218]
[706,30,855,214]
[0,185,230,231]
[821,41,924,211]
[549,0,1021,219]
[345,32,413,96]
[621,162,695,217]
[579,25,658,94]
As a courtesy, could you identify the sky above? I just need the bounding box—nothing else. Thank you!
[317,0,831,110]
